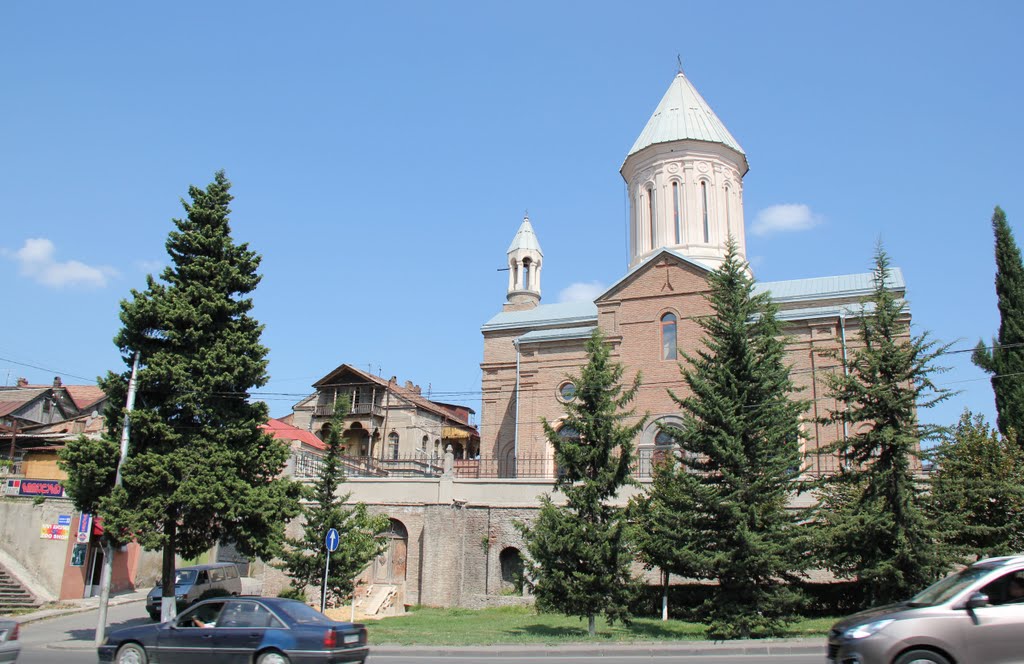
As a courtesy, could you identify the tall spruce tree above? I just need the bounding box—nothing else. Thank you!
[276,397,389,606]
[817,244,953,606]
[63,171,302,620]
[929,410,1024,560]
[972,206,1024,445]
[517,328,645,637]
[654,241,809,639]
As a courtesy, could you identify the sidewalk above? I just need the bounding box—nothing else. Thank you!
[16,588,149,625]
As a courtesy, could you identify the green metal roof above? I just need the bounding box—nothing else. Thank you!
[627,72,745,158]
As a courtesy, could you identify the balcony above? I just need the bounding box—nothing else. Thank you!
[313,402,385,418]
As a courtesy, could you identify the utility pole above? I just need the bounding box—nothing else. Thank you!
[95,350,141,646]
[6,420,18,464]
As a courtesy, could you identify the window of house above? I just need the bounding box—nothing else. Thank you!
[701,181,709,243]
[672,181,682,244]
[388,431,399,460]
[661,313,677,360]
[558,382,576,402]
[647,186,657,250]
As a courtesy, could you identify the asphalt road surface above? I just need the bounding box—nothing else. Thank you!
[13,603,828,664]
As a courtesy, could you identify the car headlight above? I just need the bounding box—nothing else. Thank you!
[844,619,894,639]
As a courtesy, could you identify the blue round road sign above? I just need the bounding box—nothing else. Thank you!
[325,528,340,552]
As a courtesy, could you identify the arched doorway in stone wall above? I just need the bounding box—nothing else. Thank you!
[499,547,524,595]
[374,519,408,583]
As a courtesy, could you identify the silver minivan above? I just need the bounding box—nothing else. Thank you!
[828,555,1024,664]
[145,562,242,621]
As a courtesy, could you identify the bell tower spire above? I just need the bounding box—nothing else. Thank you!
[504,214,543,310]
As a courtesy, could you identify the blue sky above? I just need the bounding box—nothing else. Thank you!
[2,1,1022,436]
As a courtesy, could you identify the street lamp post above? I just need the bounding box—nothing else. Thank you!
[94,350,141,647]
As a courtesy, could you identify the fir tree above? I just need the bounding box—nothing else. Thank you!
[63,171,302,619]
[657,240,809,639]
[518,328,645,637]
[929,410,1024,559]
[973,206,1024,445]
[817,244,953,606]
[276,397,389,606]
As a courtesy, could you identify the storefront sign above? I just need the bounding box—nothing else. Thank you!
[70,543,88,567]
[58,514,72,526]
[18,479,64,497]
[3,479,20,496]
[41,523,70,540]
[76,513,93,543]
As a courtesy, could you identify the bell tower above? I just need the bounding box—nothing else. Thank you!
[621,69,749,271]
[505,214,543,310]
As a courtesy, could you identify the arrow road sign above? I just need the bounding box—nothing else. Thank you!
[325,528,339,552]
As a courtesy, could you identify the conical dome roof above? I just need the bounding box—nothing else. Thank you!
[627,72,745,159]
[507,216,543,255]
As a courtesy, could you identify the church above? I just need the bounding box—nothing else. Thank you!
[478,69,906,481]
[269,68,910,611]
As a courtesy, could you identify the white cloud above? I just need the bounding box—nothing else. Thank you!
[751,204,823,236]
[5,238,117,288]
[558,281,605,303]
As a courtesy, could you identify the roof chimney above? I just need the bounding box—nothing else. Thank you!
[16,377,28,388]
[53,376,62,388]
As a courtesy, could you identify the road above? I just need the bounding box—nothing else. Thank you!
[13,603,827,663]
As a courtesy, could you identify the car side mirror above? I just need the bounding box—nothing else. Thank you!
[965,592,990,610]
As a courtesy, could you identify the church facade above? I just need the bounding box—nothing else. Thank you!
[479,70,907,482]
[265,70,911,611]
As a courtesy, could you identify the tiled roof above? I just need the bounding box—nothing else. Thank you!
[63,386,107,412]
[0,389,47,418]
[262,418,325,451]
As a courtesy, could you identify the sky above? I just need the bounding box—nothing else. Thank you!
[2,1,1022,438]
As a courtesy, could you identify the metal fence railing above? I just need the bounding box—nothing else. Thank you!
[291,449,857,481]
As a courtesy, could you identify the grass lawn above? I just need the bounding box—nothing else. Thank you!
[366,606,836,645]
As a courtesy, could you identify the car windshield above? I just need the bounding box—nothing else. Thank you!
[276,600,331,625]
[909,567,994,606]
[174,570,198,585]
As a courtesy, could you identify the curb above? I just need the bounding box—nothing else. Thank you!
[371,640,825,657]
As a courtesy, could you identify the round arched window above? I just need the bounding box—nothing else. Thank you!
[558,382,577,402]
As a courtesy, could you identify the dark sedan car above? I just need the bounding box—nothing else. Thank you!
[98,596,368,664]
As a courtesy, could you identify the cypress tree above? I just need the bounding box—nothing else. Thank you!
[276,397,389,606]
[656,240,809,639]
[929,410,1024,560]
[66,171,303,620]
[973,206,1024,445]
[817,244,953,606]
[518,328,645,637]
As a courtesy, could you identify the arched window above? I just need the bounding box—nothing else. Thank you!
[701,181,710,243]
[647,186,657,250]
[388,431,400,460]
[661,313,677,360]
[672,181,682,244]
[421,435,429,454]
[724,184,732,238]
[522,258,531,290]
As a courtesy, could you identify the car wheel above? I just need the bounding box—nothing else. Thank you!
[115,642,148,664]
[256,651,290,664]
[893,650,952,664]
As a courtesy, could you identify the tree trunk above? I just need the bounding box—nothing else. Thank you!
[588,614,596,637]
[160,520,177,622]
[662,568,669,621]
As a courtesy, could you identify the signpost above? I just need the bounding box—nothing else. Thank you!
[322,528,339,613]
